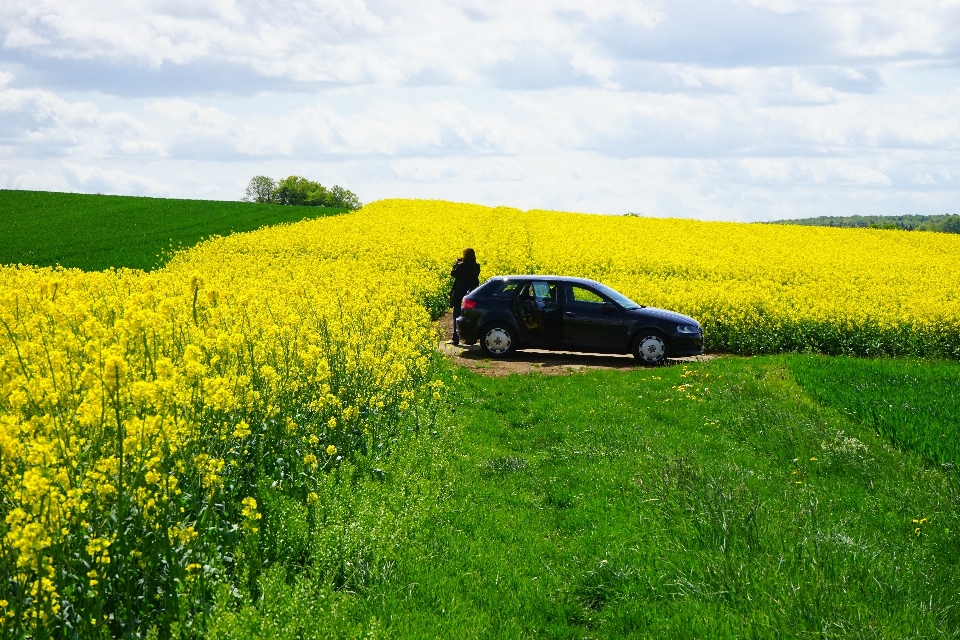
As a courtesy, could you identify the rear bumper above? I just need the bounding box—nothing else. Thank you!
[455,313,481,344]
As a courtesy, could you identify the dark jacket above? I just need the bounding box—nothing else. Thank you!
[450,259,481,306]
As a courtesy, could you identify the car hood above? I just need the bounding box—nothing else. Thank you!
[628,306,700,327]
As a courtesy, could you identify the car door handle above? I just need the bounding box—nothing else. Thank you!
[565,311,576,317]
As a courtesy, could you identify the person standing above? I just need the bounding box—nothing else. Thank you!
[449,247,481,345]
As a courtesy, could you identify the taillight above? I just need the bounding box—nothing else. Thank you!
[461,298,477,310]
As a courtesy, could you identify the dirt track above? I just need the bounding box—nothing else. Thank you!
[436,312,715,376]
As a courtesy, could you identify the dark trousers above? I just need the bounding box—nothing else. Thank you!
[452,300,462,344]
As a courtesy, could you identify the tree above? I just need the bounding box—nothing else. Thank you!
[245,174,362,210]
[328,185,362,210]
[942,214,960,234]
[243,176,276,203]
[273,176,318,206]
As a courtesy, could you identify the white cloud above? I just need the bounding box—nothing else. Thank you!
[0,0,958,220]
[3,27,51,48]
[59,162,173,194]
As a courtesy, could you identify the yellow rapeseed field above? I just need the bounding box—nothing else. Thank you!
[2,198,959,635]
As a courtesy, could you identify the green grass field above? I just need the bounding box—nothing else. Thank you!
[208,356,960,639]
[0,189,347,271]
[789,356,960,467]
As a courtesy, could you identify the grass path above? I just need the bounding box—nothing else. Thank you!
[211,356,960,638]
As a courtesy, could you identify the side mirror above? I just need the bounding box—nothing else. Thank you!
[602,301,615,314]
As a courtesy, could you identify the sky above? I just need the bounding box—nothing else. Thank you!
[1,0,959,221]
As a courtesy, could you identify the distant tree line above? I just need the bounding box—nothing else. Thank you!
[767,213,960,234]
[243,175,362,210]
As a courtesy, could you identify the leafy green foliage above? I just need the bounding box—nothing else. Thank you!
[243,176,276,204]
[788,355,960,466]
[244,175,362,210]
[769,213,960,234]
[944,215,960,234]
[705,317,960,360]
[0,189,348,271]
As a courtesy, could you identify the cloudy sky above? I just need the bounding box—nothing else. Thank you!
[1,0,959,220]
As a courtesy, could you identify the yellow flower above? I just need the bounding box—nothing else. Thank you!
[103,354,126,391]
[189,273,203,295]
[326,444,338,457]
[233,421,251,439]
[241,497,262,521]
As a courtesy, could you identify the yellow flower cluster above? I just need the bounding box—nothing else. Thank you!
[0,206,442,632]
[240,497,261,533]
[2,197,959,633]
[338,199,960,357]
[536,212,960,356]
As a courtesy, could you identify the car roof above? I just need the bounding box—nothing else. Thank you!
[487,275,602,286]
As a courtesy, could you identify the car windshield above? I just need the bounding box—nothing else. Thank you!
[593,283,644,309]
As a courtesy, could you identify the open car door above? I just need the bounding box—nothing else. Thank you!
[514,280,562,348]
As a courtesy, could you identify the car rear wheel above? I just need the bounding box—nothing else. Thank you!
[480,323,516,358]
[632,331,669,366]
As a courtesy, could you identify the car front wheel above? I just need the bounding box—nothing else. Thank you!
[632,331,669,366]
[480,323,516,358]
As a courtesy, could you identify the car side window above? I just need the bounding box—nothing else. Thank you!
[491,282,521,299]
[521,281,557,303]
[567,285,605,305]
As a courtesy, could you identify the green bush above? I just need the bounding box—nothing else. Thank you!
[244,176,362,210]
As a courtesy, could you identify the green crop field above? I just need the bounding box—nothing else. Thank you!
[0,189,348,271]
[789,356,960,467]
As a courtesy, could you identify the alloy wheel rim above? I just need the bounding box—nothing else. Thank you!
[639,336,665,362]
[484,328,512,354]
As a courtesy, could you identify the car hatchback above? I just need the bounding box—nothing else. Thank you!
[455,275,703,366]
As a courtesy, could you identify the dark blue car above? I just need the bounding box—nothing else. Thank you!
[455,275,703,366]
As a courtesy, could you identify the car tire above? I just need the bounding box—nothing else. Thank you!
[632,330,669,366]
[479,323,516,359]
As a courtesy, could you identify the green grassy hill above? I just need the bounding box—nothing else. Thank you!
[0,189,348,271]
